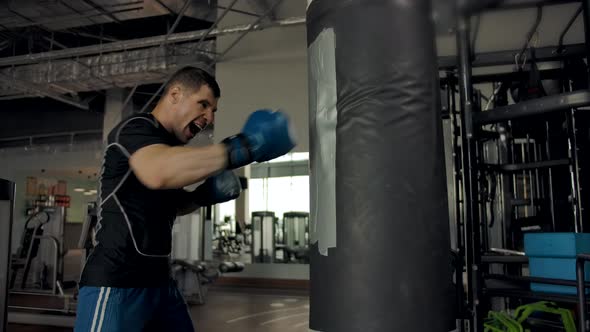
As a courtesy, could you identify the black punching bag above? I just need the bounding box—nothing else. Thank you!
[307,0,452,331]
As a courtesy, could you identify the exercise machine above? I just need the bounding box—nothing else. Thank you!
[172,259,244,305]
[2,180,76,329]
[275,212,310,263]
[78,202,97,261]
[8,208,77,323]
[11,210,58,294]
[10,207,77,297]
[171,205,245,305]
[250,211,276,263]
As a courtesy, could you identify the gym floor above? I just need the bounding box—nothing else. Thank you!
[8,288,310,332]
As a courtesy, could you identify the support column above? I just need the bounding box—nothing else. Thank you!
[307,1,452,331]
[457,13,483,331]
[103,88,135,142]
[234,166,250,233]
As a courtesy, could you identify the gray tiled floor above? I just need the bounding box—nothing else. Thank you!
[8,288,310,332]
[193,289,309,331]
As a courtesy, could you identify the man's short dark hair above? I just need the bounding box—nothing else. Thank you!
[165,66,221,98]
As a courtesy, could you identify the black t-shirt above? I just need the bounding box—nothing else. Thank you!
[80,113,184,287]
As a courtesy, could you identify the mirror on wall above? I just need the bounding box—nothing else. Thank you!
[211,153,311,266]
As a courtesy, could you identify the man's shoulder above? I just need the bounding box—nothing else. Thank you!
[107,113,161,144]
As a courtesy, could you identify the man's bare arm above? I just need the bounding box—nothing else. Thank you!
[129,143,227,190]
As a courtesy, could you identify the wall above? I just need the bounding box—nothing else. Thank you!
[0,144,102,179]
[214,1,308,151]
[214,56,309,151]
[65,177,99,223]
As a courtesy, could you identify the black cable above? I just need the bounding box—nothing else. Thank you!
[556,4,583,54]
[516,6,543,65]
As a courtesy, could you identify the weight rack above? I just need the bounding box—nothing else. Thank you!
[448,1,590,331]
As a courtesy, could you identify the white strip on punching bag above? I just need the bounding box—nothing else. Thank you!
[308,28,337,256]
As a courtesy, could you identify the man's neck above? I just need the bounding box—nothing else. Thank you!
[151,104,173,134]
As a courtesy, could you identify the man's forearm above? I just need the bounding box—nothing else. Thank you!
[130,144,228,190]
[175,170,242,216]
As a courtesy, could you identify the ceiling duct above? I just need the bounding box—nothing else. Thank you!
[0,15,308,98]
[0,40,215,97]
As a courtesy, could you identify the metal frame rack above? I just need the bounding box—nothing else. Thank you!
[448,1,590,331]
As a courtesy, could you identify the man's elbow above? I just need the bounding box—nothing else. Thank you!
[130,154,168,189]
[131,163,167,189]
[137,172,166,190]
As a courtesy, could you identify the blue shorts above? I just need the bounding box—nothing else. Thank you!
[74,280,194,332]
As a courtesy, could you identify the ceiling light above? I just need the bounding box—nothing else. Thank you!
[74,188,85,192]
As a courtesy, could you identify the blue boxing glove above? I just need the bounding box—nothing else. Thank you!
[222,109,296,169]
[193,170,242,206]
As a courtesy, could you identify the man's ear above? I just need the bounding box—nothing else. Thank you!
[168,85,182,105]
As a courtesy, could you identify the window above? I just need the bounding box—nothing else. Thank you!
[218,199,235,222]
[217,152,311,224]
[249,175,310,221]
[266,152,309,163]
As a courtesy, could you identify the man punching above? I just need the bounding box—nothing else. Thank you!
[75,66,295,331]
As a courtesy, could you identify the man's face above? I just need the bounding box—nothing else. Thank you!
[168,84,218,143]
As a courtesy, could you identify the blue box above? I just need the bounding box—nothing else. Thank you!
[524,233,590,295]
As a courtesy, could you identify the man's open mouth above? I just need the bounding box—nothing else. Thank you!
[188,119,207,137]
